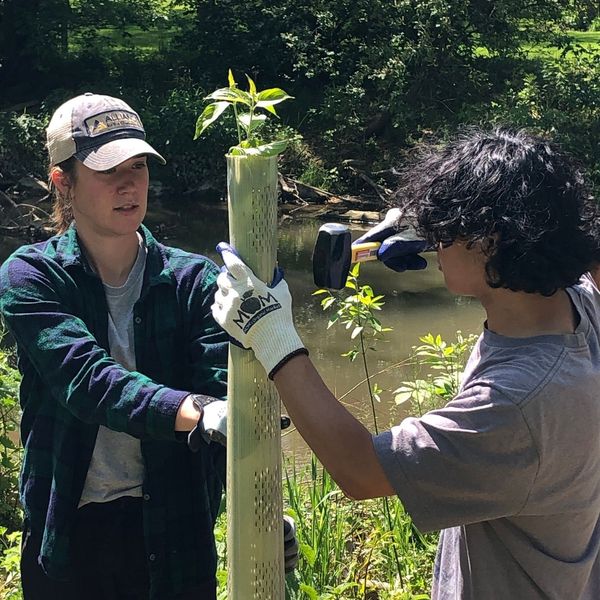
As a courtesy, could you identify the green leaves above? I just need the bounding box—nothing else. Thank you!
[194,70,294,157]
[238,112,266,133]
[0,328,22,536]
[228,139,289,157]
[194,102,230,140]
[256,88,293,116]
[393,331,478,416]
[316,264,391,350]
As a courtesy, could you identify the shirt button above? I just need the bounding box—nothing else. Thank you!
[143,493,150,501]
[149,553,156,561]
[134,316,142,324]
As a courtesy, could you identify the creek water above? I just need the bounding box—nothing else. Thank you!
[0,202,485,458]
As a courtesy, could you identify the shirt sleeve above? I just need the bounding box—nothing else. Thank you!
[184,259,228,483]
[0,252,188,440]
[185,260,228,400]
[372,383,539,532]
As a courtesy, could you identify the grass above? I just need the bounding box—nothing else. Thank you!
[67,25,177,53]
[82,19,600,60]
[95,26,176,51]
[475,29,600,60]
[212,455,437,600]
[568,30,600,44]
[522,29,600,60]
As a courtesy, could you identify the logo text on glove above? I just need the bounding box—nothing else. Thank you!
[234,291,281,333]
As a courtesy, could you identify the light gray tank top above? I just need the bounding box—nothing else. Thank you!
[79,237,147,507]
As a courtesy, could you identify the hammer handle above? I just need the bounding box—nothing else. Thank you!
[351,242,381,263]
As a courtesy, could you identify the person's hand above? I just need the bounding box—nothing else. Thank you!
[187,398,227,450]
[187,398,292,451]
[283,515,299,574]
[354,208,429,272]
[211,243,307,379]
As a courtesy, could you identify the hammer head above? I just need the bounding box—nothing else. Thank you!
[312,223,351,290]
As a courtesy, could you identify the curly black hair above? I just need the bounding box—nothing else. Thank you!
[394,126,600,296]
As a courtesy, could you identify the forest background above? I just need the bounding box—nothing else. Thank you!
[1,2,600,599]
[1,0,600,202]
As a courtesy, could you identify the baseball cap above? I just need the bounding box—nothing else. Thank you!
[46,92,166,170]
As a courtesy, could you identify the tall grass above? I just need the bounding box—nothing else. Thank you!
[283,456,436,600]
[213,453,436,600]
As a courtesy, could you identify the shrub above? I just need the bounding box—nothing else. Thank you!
[490,48,600,188]
[0,111,48,180]
[0,334,22,533]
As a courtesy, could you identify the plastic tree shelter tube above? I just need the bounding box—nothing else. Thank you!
[226,154,285,599]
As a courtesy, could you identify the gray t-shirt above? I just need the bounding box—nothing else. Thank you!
[79,238,147,507]
[373,274,600,600]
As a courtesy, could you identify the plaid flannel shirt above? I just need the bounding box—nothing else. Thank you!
[0,224,228,599]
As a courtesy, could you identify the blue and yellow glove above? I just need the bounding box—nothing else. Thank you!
[353,208,429,272]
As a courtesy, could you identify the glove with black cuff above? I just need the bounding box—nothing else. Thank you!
[211,242,307,379]
[186,394,292,452]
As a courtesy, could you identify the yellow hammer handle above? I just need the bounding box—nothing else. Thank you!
[351,242,381,263]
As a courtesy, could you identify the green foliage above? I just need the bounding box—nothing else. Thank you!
[176,0,583,163]
[139,82,233,192]
[0,110,49,178]
[283,456,436,599]
[314,263,391,364]
[0,329,23,599]
[496,47,600,184]
[195,70,294,157]
[0,527,22,600]
[0,332,22,533]
[394,332,478,417]
[211,453,436,599]
[214,508,228,600]
[70,0,166,30]
[2,1,600,196]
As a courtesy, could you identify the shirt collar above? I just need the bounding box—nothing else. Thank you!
[55,223,174,287]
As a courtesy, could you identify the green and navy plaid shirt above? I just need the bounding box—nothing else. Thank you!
[0,224,228,599]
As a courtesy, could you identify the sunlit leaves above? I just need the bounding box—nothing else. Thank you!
[228,139,289,157]
[246,74,257,98]
[194,102,230,140]
[195,70,294,157]
[256,88,293,115]
[238,112,266,133]
[315,265,391,353]
[392,331,478,416]
[227,68,236,88]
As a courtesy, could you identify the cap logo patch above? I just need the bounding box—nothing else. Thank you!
[84,110,143,137]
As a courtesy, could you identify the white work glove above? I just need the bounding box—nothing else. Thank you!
[187,397,227,451]
[211,242,307,379]
[354,208,429,272]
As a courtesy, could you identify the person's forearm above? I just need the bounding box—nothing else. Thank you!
[273,354,394,500]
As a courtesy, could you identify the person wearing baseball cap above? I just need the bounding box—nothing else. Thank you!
[47,92,166,171]
[0,93,298,599]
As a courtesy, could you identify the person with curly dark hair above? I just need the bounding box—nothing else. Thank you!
[211,126,600,599]
[395,126,600,296]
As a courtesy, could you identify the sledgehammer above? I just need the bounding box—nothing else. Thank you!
[312,223,381,290]
[312,221,431,290]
